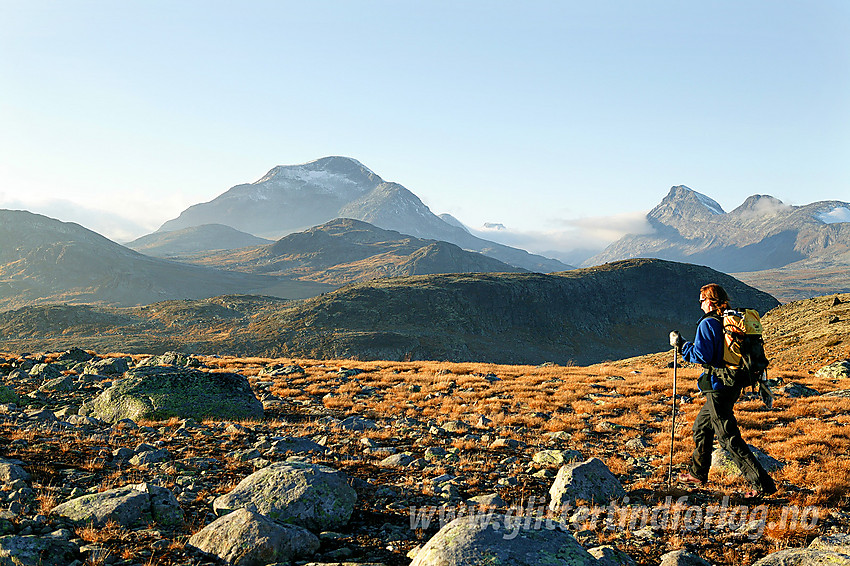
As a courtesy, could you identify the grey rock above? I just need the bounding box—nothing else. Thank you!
[56,348,94,363]
[79,366,262,423]
[28,364,62,380]
[809,533,850,554]
[549,458,626,510]
[137,351,203,368]
[379,453,416,468]
[409,514,596,566]
[0,463,30,484]
[267,437,326,455]
[38,375,75,392]
[465,493,505,509]
[128,448,170,466]
[711,445,783,476]
[778,383,821,398]
[588,545,637,565]
[84,357,129,376]
[824,389,850,399]
[532,449,583,467]
[188,508,319,566]
[659,549,712,565]
[50,483,183,528]
[752,548,850,565]
[338,416,377,431]
[212,462,357,531]
[815,360,850,380]
[0,535,79,566]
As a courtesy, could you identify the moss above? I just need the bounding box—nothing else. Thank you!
[0,386,19,404]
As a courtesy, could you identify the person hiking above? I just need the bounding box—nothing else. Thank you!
[669,283,777,498]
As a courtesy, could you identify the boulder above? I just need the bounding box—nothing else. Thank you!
[56,347,94,363]
[711,445,783,476]
[659,550,712,565]
[212,462,356,531]
[588,545,638,565]
[751,548,850,565]
[0,535,79,566]
[815,360,850,380]
[79,366,262,423]
[409,514,596,566]
[267,437,326,455]
[84,357,129,376]
[532,449,583,467]
[28,364,62,380]
[187,508,319,566]
[38,375,75,392]
[809,533,850,554]
[50,483,183,528]
[137,351,203,368]
[0,462,30,484]
[778,383,820,398]
[549,458,626,510]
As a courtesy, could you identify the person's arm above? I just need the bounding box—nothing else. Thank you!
[681,317,722,365]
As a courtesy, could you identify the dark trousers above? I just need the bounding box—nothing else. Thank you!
[690,385,776,493]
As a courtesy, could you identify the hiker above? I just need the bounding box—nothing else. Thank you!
[669,283,777,497]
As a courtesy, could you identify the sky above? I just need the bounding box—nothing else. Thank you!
[1,1,848,260]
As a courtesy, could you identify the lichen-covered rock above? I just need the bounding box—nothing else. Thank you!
[751,548,850,565]
[532,449,583,467]
[815,360,850,380]
[38,375,75,392]
[137,351,203,368]
[778,383,821,398]
[711,445,783,476]
[0,386,18,405]
[50,483,183,528]
[78,366,262,423]
[588,544,637,565]
[549,458,626,510]
[659,549,712,565]
[84,357,129,376]
[409,514,596,566]
[266,437,326,455]
[809,533,850,554]
[0,535,79,566]
[187,508,319,566]
[28,363,62,380]
[212,462,356,531]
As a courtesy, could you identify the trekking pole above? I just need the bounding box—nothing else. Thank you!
[667,345,678,488]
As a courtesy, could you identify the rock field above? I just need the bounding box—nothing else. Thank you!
[1,348,850,566]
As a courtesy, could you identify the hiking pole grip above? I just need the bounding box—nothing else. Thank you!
[668,346,678,488]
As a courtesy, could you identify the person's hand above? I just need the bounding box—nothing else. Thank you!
[669,331,683,352]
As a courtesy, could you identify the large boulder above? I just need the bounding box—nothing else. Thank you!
[815,360,850,380]
[79,366,262,423]
[50,483,183,528]
[0,462,30,484]
[409,515,597,566]
[0,535,79,566]
[549,458,626,510]
[711,445,784,477]
[752,548,850,565]
[84,357,130,376]
[659,549,712,566]
[212,462,356,531]
[187,508,319,566]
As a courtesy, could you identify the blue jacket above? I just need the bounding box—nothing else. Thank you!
[681,315,725,391]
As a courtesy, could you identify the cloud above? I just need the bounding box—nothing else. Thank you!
[470,210,653,265]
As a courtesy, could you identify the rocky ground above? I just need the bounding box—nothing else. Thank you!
[1,348,850,566]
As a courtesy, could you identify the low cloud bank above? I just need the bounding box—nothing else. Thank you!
[470,211,653,266]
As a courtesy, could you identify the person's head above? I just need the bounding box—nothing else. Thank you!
[699,283,729,314]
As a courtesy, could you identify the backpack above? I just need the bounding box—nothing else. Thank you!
[719,308,769,388]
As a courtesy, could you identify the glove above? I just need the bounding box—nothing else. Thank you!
[669,331,683,352]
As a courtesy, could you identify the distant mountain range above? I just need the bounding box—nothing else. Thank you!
[171,218,525,285]
[156,156,571,273]
[587,186,850,301]
[0,259,779,365]
[0,210,331,310]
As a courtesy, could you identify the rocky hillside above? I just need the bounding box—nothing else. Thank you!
[178,218,525,285]
[124,224,272,258]
[0,210,329,310]
[154,157,571,273]
[586,186,850,301]
[0,259,778,365]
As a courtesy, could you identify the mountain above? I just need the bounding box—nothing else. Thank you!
[156,157,571,273]
[125,224,272,258]
[0,259,779,365]
[586,186,850,300]
[0,210,331,310]
[181,218,525,285]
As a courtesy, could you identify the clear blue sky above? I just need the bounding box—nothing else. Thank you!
[1,1,848,254]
